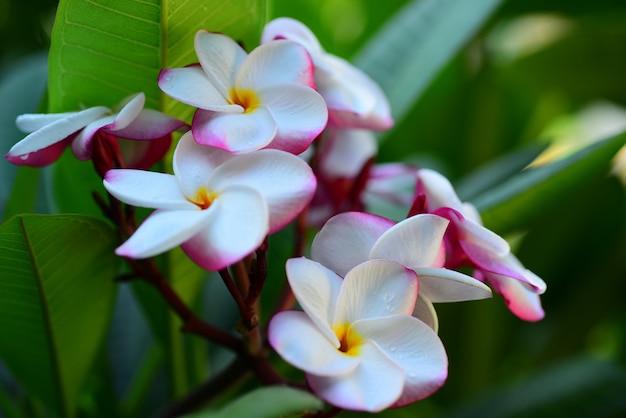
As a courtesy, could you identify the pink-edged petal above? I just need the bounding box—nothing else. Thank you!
[181,186,269,271]
[307,340,404,412]
[103,169,193,210]
[336,260,418,325]
[352,315,448,408]
[316,54,393,131]
[460,238,545,290]
[116,208,213,259]
[112,109,187,140]
[238,40,315,90]
[285,258,343,346]
[311,212,394,277]
[173,131,235,198]
[261,17,325,56]
[416,168,466,212]
[269,311,358,375]
[319,128,377,178]
[370,214,449,269]
[257,83,328,154]
[71,114,116,160]
[482,271,545,322]
[195,31,247,97]
[415,267,492,303]
[158,67,236,111]
[413,293,439,332]
[208,149,316,232]
[192,107,277,153]
[8,107,108,156]
[5,136,72,167]
[436,207,510,257]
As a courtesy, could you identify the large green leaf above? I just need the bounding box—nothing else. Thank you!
[353,0,503,128]
[48,0,267,114]
[473,131,626,234]
[184,386,324,418]
[0,214,119,418]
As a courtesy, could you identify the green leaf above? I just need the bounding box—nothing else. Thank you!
[47,0,267,114]
[473,131,626,234]
[353,0,503,128]
[184,386,324,418]
[0,214,119,418]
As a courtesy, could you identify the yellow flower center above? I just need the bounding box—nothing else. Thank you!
[229,88,261,113]
[188,187,218,210]
[333,323,365,356]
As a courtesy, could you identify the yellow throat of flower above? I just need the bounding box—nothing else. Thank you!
[229,88,261,113]
[188,187,218,210]
[333,323,365,356]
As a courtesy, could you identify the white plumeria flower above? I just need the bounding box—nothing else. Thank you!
[415,168,547,321]
[311,212,492,331]
[103,132,316,271]
[269,258,448,412]
[5,92,185,167]
[262,17,393,131]
[158,30,328,155]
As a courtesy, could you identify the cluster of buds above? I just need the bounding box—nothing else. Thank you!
[5,17,545,413]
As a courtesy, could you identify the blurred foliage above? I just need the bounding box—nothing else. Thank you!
[1,0,626,417]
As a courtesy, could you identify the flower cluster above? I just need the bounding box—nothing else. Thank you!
[5,17,546,414]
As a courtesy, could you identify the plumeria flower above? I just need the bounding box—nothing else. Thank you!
[262,17,393,131]
[414,168,547,321]
[311,212,492,331]
[5,92,186,167]
[103,132,316,271]
[158,30,328,154]
[269,257,448,412]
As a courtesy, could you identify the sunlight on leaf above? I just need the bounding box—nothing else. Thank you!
[474,130,626,234]
[0,215,119,418]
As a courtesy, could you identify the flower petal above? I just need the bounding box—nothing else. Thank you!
[195,31,247,98]
[116,208,213,259]
[370,214,449,269]
[112,109,187,140]
[5,136,72,167]
[352,315,448,408]
[257,83,328,154]
[316,54,393,131]
[311,212,394,277]
[416,168,466,212]
[336,260,418,325]
[103,169,194,210]
[307,341,404,412]
[173,131,236,198]
[413,293,439,332]
[107,92,145,131]
[415,267,492,303]
[71,114,116,159]
[208,149,316,232]
[237,40,315,89]
[285,258,343,346]
[480,270,545,322]
[192,106,277,153]
[261,17,325,56]
[319,128,377,178]
[16,112,75,132]
[269,311,358,375]
[181,185,269,271]
[118,135,172,169]
[7,107,108,157]
[158,67,236,111]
